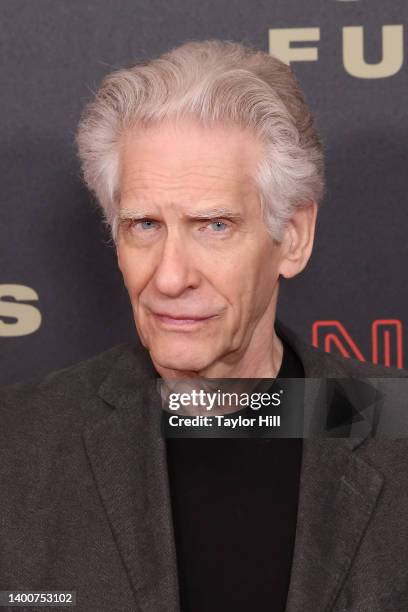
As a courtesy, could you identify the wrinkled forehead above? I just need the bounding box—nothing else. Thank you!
[118,119,263,211]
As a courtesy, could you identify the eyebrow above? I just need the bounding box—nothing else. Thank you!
[117,208,154,221]
[117,206,243,221]
[186,207,242,220]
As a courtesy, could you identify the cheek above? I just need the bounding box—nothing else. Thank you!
[117,248,147,297]
[252,237,282,282]
[206,249,262,298]
[232,248,279,312]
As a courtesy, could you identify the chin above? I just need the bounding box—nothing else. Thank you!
[149,339,214,375]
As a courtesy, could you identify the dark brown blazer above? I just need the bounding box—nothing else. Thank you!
[1,320,407,611]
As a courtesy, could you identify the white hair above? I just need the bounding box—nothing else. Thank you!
[76,39,325,243]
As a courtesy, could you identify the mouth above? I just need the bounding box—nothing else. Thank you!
[152,312,216,328]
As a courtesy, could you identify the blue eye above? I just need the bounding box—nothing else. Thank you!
[135,219,157,230]
[209,220,228,231]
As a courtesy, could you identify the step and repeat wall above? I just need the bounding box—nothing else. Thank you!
[1,0,407,385]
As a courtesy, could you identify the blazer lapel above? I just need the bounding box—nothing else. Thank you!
[284,437,383,612]
[279,322,385,611]
[82,345,180,612]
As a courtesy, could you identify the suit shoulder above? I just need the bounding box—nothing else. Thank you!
[293,333,406,378]
[0,343,131,430]
[277,319,408,378]
[318,348,408,378]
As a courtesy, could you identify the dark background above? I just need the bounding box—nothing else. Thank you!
[1,0,407,385]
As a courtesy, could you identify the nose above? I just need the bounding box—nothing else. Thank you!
[152,229,200,297]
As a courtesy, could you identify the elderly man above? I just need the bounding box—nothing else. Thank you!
[1,39,407,612]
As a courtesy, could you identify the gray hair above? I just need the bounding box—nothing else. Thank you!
[76,39,325,243]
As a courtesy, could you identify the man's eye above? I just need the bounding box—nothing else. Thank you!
[132,219,158,230]
[207,220,229,232]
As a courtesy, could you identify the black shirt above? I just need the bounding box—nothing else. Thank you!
[165,338,304,612]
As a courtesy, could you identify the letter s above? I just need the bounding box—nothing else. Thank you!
[0,284,42,337]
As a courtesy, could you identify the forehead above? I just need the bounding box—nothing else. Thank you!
[118,120,262,207]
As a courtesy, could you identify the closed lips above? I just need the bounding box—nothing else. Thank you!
[154,313,212,320]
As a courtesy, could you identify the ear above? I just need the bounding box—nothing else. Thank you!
[277,201,318,279]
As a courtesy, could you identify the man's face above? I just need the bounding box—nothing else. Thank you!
[116,119,286,377]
